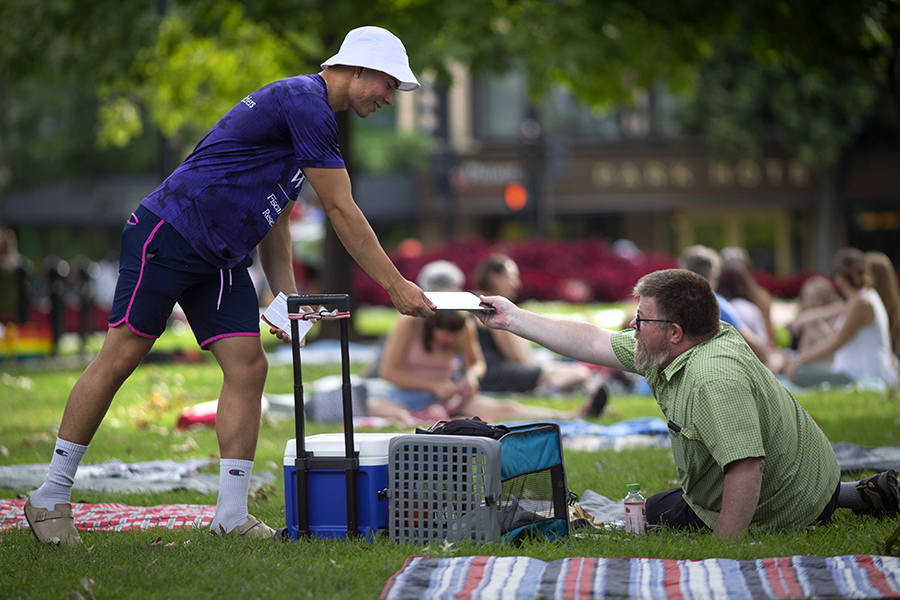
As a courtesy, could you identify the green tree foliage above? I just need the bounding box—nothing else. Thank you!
[97,2,319,153]
[2,0,897,180]
[676,1,899,167]
[678,41,882,166]
[0,0,162,189]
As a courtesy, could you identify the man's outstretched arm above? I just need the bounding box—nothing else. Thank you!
[304,167,435,318]
[478,295,626,370]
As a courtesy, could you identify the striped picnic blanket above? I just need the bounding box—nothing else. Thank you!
[380,554,900,599]
[0,499,215,532]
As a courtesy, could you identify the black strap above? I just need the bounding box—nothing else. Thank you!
[416,416,510,440]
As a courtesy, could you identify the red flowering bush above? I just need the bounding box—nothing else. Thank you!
[353,237,826,306]
[753,269,820,300]
[353,237,679,306]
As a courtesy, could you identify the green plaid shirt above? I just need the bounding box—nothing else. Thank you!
[612,323,840,531]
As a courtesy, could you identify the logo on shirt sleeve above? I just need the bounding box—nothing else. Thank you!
[291,168,306,189]
[241,95,256,108]
[261,193,283,226]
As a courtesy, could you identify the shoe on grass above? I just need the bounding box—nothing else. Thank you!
[24,498,81,546]
[213,515,276,539]
[583,386,608,418]
[856,469,899,518]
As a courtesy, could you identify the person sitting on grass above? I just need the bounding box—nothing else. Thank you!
[379,310,592,423]
[678,245,771,368]
[786,274,843,357]
[785,247,900,389]
[477,268,899,539]
[473,254,607,415]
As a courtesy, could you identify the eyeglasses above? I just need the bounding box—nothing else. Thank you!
[634,314,675,331]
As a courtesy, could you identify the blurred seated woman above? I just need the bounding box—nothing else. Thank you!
[717,260,769,346]
[379,310,585,423]
[866,250,900,357]
[721,247,776,346]
[786,275,843,358]
[473,254,594,395]
[786,248,900,388]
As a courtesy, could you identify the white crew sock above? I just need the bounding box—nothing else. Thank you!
[838,481,870,511]
[209,458,255,534]
[30,439,88,510]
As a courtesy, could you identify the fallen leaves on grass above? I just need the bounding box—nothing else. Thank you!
[171,438,199,453]
[248,482,276,504]
[882,522,900,556]
[19,431,53,448]
[148,536,192,549]
[423,540,458,556]
[68,577,95,600]
[2,373,34,390]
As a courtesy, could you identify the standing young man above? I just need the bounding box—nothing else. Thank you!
[25,26,436,544]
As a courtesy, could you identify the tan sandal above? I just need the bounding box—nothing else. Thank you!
[213,515,276,539]
[24,498,82,546]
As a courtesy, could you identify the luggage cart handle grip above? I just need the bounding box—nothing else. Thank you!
[287,294,349,313]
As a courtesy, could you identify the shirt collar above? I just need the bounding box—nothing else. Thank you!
[655,323,731,383]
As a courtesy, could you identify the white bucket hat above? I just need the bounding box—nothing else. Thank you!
[321,26,420,91]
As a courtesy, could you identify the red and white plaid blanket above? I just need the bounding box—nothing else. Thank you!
[0,499,215,532]
[380,554,900,599]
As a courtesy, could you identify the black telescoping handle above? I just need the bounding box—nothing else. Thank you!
[287,293,359,538]
[290,308,310,537]
[338,313,359,537]
[286,294,350,314]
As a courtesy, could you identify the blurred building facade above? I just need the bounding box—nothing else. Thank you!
[3,67,898,277]
[380,66,900,275]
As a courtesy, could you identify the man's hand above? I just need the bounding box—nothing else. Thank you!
[269,326,305,346]
[388,279,436,318]
[268,304,313,347]
[476,295,515,329]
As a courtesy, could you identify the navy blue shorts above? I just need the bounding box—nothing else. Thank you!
[108,205,260,350]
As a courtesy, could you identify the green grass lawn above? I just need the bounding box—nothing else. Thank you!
[2,309,900,599]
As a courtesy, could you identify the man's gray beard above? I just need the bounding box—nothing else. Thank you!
[634,338,670,371]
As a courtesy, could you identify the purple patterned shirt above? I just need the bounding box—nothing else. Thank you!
[141,74,344,269]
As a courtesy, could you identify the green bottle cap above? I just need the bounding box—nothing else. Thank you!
[626,483,640,491]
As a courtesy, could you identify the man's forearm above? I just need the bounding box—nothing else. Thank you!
[327,200,404,292]
[716,457,764,539]
[507,307,622,369]
[257,205,297,296]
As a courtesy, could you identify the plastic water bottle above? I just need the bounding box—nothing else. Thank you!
[624,483,647,534]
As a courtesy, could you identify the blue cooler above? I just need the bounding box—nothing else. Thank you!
[283,433,399,540]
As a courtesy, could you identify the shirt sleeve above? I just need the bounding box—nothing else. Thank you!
[282,88,345,169]
[692,376,765,469]
[610,329,639,373]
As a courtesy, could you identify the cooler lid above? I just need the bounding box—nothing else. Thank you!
[284,432,401,465]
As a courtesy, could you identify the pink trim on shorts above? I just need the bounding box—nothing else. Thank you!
[109,218,166,339]
[107,319,160,339]
[199,331,260,350]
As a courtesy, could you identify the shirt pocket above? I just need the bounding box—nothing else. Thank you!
[668,422,700,473]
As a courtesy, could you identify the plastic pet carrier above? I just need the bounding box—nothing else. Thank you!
[385,434,502,544]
